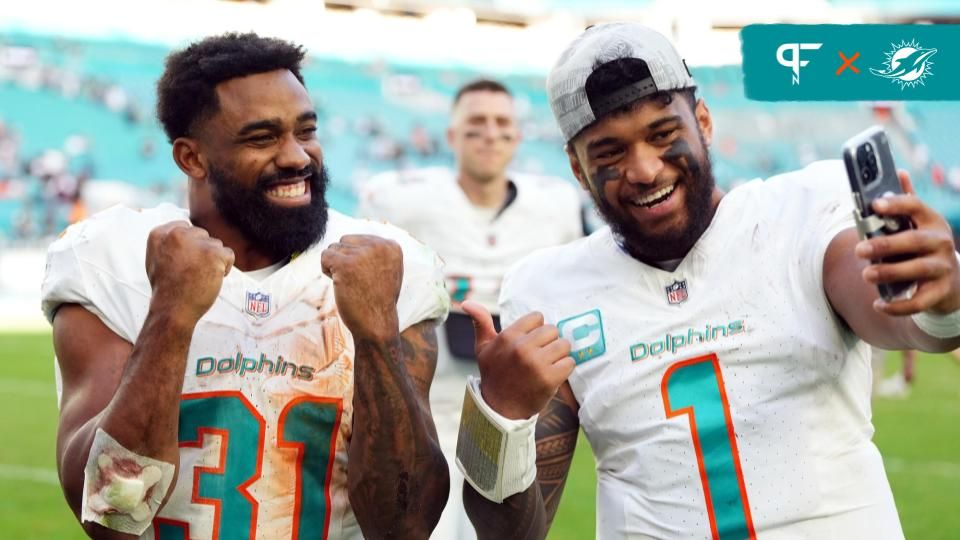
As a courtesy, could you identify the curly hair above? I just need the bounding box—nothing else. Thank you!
[156,33,306,142]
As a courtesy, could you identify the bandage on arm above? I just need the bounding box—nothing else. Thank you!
[52,304,194,535]
[81,429,176,535]
[456,376,538,503]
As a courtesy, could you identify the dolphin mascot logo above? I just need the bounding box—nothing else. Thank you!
[871,40,937,88]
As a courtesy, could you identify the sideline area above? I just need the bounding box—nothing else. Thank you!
[0,246,48,332]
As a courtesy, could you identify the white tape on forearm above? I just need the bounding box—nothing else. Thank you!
[909,252,960,339]
[912,309,960,338]
[455,376,538,503]
[81,428,175,535]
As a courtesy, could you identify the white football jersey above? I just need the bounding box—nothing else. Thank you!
[357,167,582,314]
[41,204,449,540]
[359,167,582,540]
[500,161,904,540]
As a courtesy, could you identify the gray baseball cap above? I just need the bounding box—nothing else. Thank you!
[547,22,696,142]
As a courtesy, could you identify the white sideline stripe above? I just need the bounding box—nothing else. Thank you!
[0,378,54,398]
[0,464,59,485]
[884,457,960,479]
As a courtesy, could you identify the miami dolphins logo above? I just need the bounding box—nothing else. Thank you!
[870,39,937,89]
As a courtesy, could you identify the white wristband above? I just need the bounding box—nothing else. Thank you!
[911,309,960,338]
[908,252,960,339]
[456,376,538,503]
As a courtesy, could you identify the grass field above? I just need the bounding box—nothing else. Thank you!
[1,332,957,539]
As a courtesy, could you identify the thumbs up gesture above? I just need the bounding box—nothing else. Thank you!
[461,301,575,420]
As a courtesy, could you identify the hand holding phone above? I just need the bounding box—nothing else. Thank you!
[842,126,916,301]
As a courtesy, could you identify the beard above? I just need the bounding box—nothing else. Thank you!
[207,162,330,260]
[595,139,717,263]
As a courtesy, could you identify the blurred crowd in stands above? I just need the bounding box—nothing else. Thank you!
[0,117,92,239]
[2,36,960,243]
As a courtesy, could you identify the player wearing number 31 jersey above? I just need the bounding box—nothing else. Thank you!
[42,34,451,540]
[460,23,960,540]
[43,205,447,539]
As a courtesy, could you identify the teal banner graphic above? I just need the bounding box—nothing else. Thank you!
[741,24,959,100]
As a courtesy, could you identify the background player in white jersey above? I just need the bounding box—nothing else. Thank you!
[41,33,450,539]
[456,23,960,539]
[358,79,582,539]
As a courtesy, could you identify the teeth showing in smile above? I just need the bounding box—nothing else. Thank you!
[266,181,307,199]
[632,184,675,208]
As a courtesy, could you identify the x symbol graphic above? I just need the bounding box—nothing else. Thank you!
[836,51,860,75]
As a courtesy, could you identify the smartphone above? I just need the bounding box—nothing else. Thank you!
[842,125,915,301]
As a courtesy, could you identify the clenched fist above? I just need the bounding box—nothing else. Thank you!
[321,235,403,342]
[461,301,575,420]
[146,222,234,326]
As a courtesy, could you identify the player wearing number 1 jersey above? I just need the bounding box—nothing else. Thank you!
[460,23,960,540]
[42,34,450,539]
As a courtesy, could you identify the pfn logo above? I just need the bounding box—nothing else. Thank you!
[776,42,822,85]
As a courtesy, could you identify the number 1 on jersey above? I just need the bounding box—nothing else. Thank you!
[661,354,756,540]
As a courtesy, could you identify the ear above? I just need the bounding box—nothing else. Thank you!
[565,144,590,192]
[694,99,713,147]
[172,137,207,181]
[445,126,456,150]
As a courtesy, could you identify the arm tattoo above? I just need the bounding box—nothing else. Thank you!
[348,321,447,539]
[536,391,580,528]
[400,323,439,400]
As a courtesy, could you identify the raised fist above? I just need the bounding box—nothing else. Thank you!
[146,222,234,325]
[321,234,404,342]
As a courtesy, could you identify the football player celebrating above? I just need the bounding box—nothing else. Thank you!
[359,79,582,539]
[457,23,960,540]
[42,33,450,539]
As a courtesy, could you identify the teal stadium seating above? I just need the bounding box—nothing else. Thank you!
[1,32,959,238]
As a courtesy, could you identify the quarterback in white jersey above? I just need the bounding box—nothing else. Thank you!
[499,162,902,538]
[44,34,452,540]
[460,23,960,540]
[359,80,582,540]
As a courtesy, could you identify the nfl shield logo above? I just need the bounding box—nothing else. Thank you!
[665,280,688,305]
[245,291,271,318]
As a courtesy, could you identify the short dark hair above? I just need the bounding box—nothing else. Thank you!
[156,32,307,142]
[452,79,512,107]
